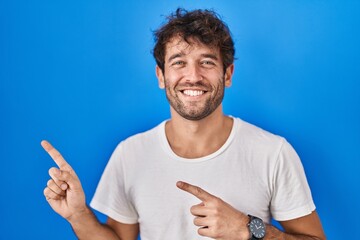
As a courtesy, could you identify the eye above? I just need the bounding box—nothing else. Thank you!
[172,61,185,66]
[201,60,215,65]
[200,60,216,69]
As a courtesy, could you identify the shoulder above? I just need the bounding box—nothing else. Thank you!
[105,121,166,169]
[125,121,164,144]
[233,117,285,148]
[114,121,165,154]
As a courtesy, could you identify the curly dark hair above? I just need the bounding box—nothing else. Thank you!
[153,8,235,73]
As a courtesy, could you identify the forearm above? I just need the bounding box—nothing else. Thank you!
[265,225,325,240]
[68,206,120,240]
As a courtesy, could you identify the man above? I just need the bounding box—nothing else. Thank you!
[43,8,326,240]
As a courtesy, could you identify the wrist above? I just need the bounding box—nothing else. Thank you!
[67,206,92,224]
[242,215,251,240]
[236,213,251,240]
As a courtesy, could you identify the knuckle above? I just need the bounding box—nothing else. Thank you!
[53,151,63,160]
[214,218,221,226]
[193,217,202,226]
[213,208,220,216]
[198,227,211,237]
[44,187,55,199]
[49,167,59,178]
[43,187,49,196]
[194,186,203,196]
[47,179,53,187]
[68,168,76,176]
[60,170,70,180]
[213,197,221,204]
[211,198,222,209]
[209,226,218,237]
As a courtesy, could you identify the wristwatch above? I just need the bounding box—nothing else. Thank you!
[248,215,266,239]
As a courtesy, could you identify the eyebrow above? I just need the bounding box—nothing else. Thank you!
[201,53,218,60]
[167,53,219,62]
[168,53,183,62]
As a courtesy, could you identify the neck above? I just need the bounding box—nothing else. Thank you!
[165,105,233,159]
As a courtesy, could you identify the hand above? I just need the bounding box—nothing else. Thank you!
[42,140,87,221]
[177,181,250,240]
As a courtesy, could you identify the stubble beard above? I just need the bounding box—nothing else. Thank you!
[164,78,225,121]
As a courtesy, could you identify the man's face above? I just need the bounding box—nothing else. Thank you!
[156,37,233,121]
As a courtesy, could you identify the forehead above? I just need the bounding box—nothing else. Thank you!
[164,36,220,61]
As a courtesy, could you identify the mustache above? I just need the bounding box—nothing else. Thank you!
[176,81,211,89]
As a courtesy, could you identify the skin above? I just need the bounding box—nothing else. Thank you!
[42,140,138,240]
[43,36,326,239]
[159,38,230,122]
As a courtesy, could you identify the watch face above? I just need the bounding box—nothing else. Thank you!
[249,218,266,238]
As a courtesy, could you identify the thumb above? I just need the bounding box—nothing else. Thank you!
[48,167,69,191]
[52,168,81,191]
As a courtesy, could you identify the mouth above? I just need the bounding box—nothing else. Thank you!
[181,89,206,97]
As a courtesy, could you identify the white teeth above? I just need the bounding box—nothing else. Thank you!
[183,90,204,96]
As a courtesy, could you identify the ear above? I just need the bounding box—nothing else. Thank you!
[156,65,165,89]
[224,64,234,87]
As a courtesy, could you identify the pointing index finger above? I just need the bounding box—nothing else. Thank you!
[176,181,213,202]
[41,140,71,170]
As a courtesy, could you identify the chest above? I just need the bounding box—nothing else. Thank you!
[126,155,273,238]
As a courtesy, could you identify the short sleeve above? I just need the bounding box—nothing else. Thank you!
[270,140,316,221]
[90,143,139,224]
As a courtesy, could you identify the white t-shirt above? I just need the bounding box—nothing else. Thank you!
[90,117,315,239]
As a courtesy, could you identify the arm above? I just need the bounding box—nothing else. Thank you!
[67,207,131,240]
[107,217,139,240]
[42,140,139,240]
[265,211,325,239]
[177,181,326,240]
[67,209,139,240]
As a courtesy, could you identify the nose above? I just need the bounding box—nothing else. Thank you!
[185,63,203,82]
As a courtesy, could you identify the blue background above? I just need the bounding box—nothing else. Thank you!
[1,1,359,239]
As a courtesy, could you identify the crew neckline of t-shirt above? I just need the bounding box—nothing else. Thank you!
[158,116,239,163]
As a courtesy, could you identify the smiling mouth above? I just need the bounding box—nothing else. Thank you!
[182,89,206,97]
